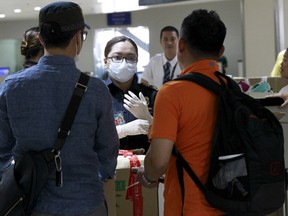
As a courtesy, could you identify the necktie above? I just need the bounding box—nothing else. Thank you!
[163,61,171,84]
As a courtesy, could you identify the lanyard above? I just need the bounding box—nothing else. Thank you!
[169,62,178,80]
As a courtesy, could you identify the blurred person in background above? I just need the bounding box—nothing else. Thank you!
[218,55,228,74]
[140,26,181,88]
[0,2,118,215]
[271,49,285,77]
[267,48,288,107]
[20,27,44,68]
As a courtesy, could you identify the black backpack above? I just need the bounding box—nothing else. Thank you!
[172,71,286,216]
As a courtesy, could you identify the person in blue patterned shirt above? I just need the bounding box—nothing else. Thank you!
[0,2,119,216]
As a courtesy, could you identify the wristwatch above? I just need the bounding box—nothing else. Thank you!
[141,173,157,185]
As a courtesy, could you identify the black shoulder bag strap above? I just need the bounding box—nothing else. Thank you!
[46,72,90,187]
[172,72,222,214]
[53,72,90,152]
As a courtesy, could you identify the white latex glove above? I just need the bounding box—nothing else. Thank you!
[123,91,153,125]
[116,119,150,139]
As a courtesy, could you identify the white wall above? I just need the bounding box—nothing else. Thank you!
[243,0,276,77]
[130,0,243,76]
[285,0,288,49]
[0,0,243,76]
[0,0,287,78]
[0,39,22,72]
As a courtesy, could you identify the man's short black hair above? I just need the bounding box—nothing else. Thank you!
[180,9,226,56]
[160,26,179,39]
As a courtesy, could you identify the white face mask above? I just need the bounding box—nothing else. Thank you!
[107,60,137,82]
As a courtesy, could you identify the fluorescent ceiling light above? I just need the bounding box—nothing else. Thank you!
[101,0,146,13]
[14,9,22,13]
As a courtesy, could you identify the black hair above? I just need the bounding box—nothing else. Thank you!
[104,36,138,58]
[160,26,179,39]
[180,9,226,56]
[39,22,80,49]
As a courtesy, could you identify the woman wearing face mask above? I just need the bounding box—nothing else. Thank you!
[103,36,158,153]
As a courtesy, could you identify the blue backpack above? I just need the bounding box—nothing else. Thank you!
[172,71,286,215]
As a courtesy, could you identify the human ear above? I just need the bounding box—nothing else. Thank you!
[38,35,45,46]
[219,45,225,58]
[104,58,108,68]
[178,37,185,54]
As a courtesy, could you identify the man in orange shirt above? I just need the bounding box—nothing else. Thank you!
[135,9,227,215]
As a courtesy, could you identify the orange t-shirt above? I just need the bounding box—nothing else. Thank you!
[150,60,224,216]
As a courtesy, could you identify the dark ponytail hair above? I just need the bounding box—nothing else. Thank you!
[21,27,43,60]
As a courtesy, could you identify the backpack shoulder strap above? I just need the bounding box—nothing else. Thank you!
[174,72,222,95]
[172,72,225,213]
[172,146,207,193]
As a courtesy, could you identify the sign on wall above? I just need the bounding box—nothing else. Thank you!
[107,12,131,26]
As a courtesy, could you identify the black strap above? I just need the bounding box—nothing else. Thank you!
[174,72,223,94]
[172,71,224,213]
[172,146,208,191]
[172,146,207,214]
[53,72,90,151]
[170,62,178,80]
[173,147,185,215]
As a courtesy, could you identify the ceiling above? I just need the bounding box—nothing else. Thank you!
[0,0,224,21]
[0,0,171,21]
[0,0,147,21]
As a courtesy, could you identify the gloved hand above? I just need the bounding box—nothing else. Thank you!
[116,119,150,139]
[123,91,153,125]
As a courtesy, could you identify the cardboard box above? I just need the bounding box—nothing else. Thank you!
[246,92,288,124]
[104,155,158,216]
[104,179,117,216]
[233,77,288,93]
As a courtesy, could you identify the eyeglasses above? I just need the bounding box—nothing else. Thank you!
[107,56,138,64]
[81,31,88,41]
